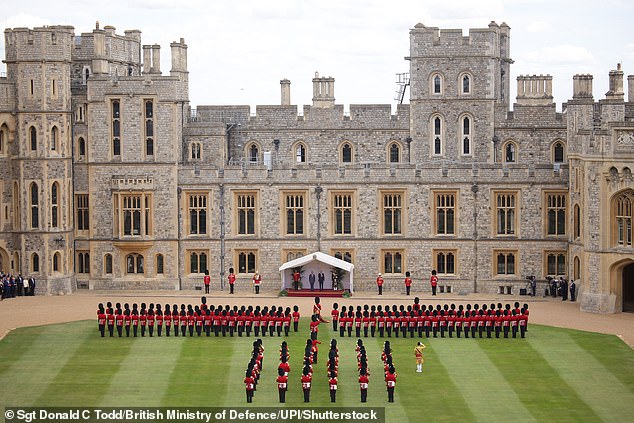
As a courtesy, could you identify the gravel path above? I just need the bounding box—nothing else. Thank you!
[1,290,633,348]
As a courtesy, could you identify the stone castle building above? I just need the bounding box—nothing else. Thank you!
[0,21,632,313]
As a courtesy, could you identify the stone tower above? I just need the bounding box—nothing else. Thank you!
[1,25,75,293]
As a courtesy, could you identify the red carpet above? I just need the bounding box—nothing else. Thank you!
[286,289,345,298]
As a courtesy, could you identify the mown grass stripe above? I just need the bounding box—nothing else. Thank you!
[479,334,602,422]
[100,335,184,406]
[433,338,536,422]
[528,326,634,422]
[0,322,85,407]
[34,320,134,406]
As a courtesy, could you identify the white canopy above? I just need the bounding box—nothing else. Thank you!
[278,251,355,292]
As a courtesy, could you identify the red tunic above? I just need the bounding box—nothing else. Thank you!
[385,372,397,388]
[115,314,124,327]
[97,312,106,326]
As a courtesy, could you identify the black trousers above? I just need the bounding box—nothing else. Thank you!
[246,390,253,403]
[332,320,338,331]
[520,325,526,338]
[278,388,286,403]
[330,389,336,402]
[387,387,395,402]
[432,285,437,295]
[230,284,234,294]
[188,326,194,337]
[361,388,367,402]
[133,325,138,337]
[503,326,510,338]
[149,325,154,337]
[378,286,382,295]
[303,388,310,402]
[406,286,411,295]
[293,322,299,332]
[456,326,461,338]
[371,326,376,337]
[379,326,384,337]
[340,326,345,337]
[205,285,210,294]
[99,324,105,337]
[448,326,454,338]
[108,324,114,337]
[125,325,130,337]
[495,326,501,338]
[255,285,260,294]
[117,325,123,337]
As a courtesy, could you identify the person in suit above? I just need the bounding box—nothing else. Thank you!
[570,279,576,301]
[318,271,325,291]
[309,271,316,291]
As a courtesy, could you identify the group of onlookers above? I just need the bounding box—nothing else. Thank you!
[1,273,36,299]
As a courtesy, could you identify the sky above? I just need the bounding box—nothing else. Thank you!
[2,0,633,111]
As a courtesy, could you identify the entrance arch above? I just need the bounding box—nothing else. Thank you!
[0,248,9,273]
[623,263,634,312]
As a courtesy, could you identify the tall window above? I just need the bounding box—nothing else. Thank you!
[189,251,208,274]
[248,144,259,163]
[332,192,353,235]
[51,126,58,151]
[0,125,5,155]
[433,116,443,155]
[191,142,201,159]
[126,253,144,274]
[433,74,442,94]
[574,204,581,240]
[104,254,113,275]
[123,195,141,236]
[496,251,516,275]
[382,192,402,235]
[461,116,471,155]
[295,143,306,163]
[30,182,39,229]
[77,251,90,274]
[285,193,305,235]
[53,252,61,272]
[546,192,567,235]
[341,143,352,163]
[496,192,516,235]
[32,253,40,273]
[51,182,59,228]
[78,137,86,157]
[188,193,208,235]
[435,192,456,235]
[144,100,154,156]
[383,250,403,274]
[389,143,400,163]
[504,142,516,163]
[76,194,89,231]
[236,192,256,235]
[238,250,257,274]
[462,74,471,94]
[435,251,456,275]
[112,100,121,156]
[546,252,566,276]
[553,141,565,163]
[30,126,37,151]
[114,193,152,237]
[156,254,164,274]
[615,190,633,247]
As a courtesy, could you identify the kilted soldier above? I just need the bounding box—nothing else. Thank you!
[107,308,115,337]
[331,303,339,331]
[244,369,255,403]
[277,367,288,403]
[301,366,312,403]
[359,367,369,403]
[329,370,338,402]
[115,308,124,337]
[97,305,106,337]
[385,366,397,402]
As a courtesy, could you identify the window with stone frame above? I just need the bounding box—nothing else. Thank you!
[30,126,37,151]
[190,142,202,160]
[0,124,7,156]
[76,251,90,274]
[388,142,400,163]
[111,99,121,157]
[76,194,89,231]
[50,182,59,228]
[545,191,567,236]
[382,191,404,235]
[295,143,307,163]
[284,192,305,235]
[553,141,565,163]
[283,249,307,262]
[78,137,86,158]
[573,204,581,240]
[32,253,40,273]
[433,191,456,235]
[30,182,39,229]
[51,126,59,151]
[126,253,144,274]
[113,192,153,238]
[432,116,443,156]
[187,193,208,235]
[461,116,472,156]
[495,250,516,275]
[52,252,61,272]
[235,191,257,235]
[545,251,566,276]
[331,191,354,235]
[383,250,404,274]
[494,191,517,236]
[434,250,456,275]
[156,254,164,275]
[144,99,154,157]
[503,141,517,163]
[461,74,471,94]
[332,250,354,264]
[188,250,208,274]
[341,142,353,163]
[104,254,113,275]
[432,73,443,94]
[614,190,633,247]
[236,250,257,274]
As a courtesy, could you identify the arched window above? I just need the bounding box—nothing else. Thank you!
[32,253,40,273]
[614,190,633,247]
[295,143,306,163]
[156,254,164,275]
[77,252,90,274]
[191,142,201,160]
[573,256,580,280]
[51,182,59,228]
[78,137,86,157]
[104,253,113,275]
[461,116,471,155]
[126,253,144,274]
[432,74,442,94]
[0,125,6,155]
[553,141,565,163]
[53,251,61,272]
[432,116,443,156]
[389,142,400,163]
[51,126,58,151]
[504,141,516,163]
[30,182,39,229]
[248,143,259,163]
[30,126,37,151]
[341,143,352,163]
[462,74,471,94]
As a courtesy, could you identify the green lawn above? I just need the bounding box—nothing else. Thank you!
[0,319,632,422]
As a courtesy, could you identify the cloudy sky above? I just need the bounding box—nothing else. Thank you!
[2,0,633,110]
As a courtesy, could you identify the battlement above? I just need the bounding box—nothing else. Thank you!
[4,25,74,63]
[516,75,553,106]
[408,21,510,57]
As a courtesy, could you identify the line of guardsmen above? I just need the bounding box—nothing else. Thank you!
[331,300,529,339]
[244,339,264,403]
[381,341,398,403]
[96,297,301,338]
[356,339,370,403]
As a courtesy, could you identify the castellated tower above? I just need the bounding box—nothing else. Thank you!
[1,25,76,293]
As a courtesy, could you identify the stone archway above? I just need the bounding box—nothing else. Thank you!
[0,248,9,273]
[623,263,634,312]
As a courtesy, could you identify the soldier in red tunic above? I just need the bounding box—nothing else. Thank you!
[244,369,255,403]
[328,370,338,402]
[359,367,369,403]
[301,366,312,403]
[376,273,384,295]
[228,267,236,294]
[276,367,288,403]
[385,366,397,402]
[430,270,438,296]
[115,308,124,337]
[404,271,412,296]
[331,303,339,332]
[97,305,106,337]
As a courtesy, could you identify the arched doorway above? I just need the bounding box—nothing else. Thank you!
[0,248,9,273]
[623,263,634,312]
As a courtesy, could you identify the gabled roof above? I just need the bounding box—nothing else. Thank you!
[278,251,354,272]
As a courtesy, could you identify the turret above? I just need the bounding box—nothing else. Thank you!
[312,72,335,108]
